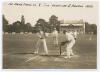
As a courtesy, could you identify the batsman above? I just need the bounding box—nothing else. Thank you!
[59,30,75,59]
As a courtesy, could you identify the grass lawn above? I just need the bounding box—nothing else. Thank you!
[3,33,97,69]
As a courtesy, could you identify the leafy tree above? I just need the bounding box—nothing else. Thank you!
[12,21,21,33]
[25,23,32,32]
[31,27,37,33]
[85,22,97,34]
[85,22,90,33]
[3,15,9,32]
[35,19,50,32]
[20,15,26,32]
[7,25,13,33]
[90,24,97,34]
[49,15,60,32]
[21,15,25,25]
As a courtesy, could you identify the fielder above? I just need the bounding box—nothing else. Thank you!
[73,30,78,40]
[52,28,59,46]
[34,30,48,55]
[61,30,75,58]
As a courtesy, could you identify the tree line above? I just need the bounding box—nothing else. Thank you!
[3,14,97,34]
[3,15,60,33]
[85,22,97,34]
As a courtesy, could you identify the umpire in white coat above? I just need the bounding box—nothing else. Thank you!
[52,28,59,46]
[34,30,48,55]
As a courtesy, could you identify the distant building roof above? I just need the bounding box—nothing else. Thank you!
[60,24,84,26]
[60,19,84,24]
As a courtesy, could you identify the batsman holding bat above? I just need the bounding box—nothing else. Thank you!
[60,30,75,59]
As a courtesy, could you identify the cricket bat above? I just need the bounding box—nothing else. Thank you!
[59,41,69,55]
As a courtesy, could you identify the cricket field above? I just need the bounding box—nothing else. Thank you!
[3,33,97,69]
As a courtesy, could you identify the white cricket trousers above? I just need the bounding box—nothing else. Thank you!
[53,36,58,45]
[66,40,75,58]
[36,38,48,54]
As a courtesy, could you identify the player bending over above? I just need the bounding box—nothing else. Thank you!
[61,30,75,58]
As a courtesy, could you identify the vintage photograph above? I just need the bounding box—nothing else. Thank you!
[3,1,98,69]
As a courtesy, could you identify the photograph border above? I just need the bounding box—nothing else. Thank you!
[0,0,99,72]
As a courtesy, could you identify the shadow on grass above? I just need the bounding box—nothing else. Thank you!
[13,52,67,57]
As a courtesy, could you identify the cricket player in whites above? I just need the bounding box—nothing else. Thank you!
[62,30,75,58]
[34,30,48,55]
[73,30,78,40]
[52,28,58,46]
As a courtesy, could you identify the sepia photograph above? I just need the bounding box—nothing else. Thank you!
[2,1,98,69]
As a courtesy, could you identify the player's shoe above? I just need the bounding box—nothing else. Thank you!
[33,51,38,54]
[41,53,48,56]
[71,55,79,57]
